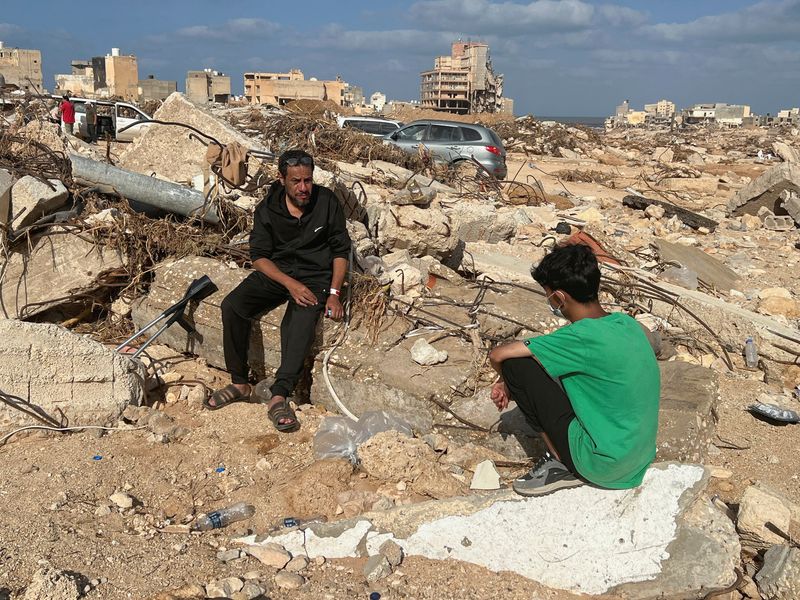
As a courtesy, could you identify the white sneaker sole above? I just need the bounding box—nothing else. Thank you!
[512,477,584,497]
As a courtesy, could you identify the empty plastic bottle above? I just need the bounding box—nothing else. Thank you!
[744,338,759,369]
[192,502,255,531]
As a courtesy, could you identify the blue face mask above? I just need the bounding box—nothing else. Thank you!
[547,292,566,319]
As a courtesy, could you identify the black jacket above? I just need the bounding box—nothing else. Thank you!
[249,181,351,286]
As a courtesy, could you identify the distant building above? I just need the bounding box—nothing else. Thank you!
[615,99,630,117]
[370,91,387,113]
[186,69,231,104]
[777,107,800,126]
[682,103,751,126]
[0,41,43,92]
[243,69,349,106]
[55,48,138,101]
[643,99,676,125]
[138,75,177,102]
[343,84,364,108]
[420,41,508,114]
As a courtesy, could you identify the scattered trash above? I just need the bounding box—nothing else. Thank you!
[313,411,414,462]
[748,402,800,424]
[744,338,759,369]
[92,455,103,461]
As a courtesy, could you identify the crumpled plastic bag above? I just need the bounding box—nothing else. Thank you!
[313,410,413,463]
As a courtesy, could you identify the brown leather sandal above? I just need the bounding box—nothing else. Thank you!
[204,384,250,410]
[267,398,299,432]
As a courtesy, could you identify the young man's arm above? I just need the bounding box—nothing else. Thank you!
[488,341,533,411]
[325,194,352,320]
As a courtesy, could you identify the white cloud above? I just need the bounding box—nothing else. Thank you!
[175,17,279,41]
[304,24,456,53]
[641,0,800,43]
[0,23,23,37]
[597,5,648,28]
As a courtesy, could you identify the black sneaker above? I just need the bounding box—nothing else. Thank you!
[512,452,583,497]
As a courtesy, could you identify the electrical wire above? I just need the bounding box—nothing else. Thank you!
[1,424,147,446]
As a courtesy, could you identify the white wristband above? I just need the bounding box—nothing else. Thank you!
[329,288,340,297]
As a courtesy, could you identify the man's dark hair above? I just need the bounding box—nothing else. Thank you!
[278,149,314,176]
[532,244,600,302]
[63,94,70,101]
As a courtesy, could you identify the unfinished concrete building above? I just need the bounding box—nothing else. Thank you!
[420,41,508,115]
[0,41,43,92]
[683,103,751,126]
[138,76,177,102]
[243,70,348,107]
[186,69,231,105]
[54,48,138,101]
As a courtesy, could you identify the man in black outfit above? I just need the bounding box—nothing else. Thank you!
[207,149,351,432]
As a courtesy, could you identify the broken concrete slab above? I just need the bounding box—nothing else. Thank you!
[772,141,800,164]
[727,163,800,217]
[366,160,457,194]
[10,175,69,231]
[444,203,518,243]
[0,320,142,427]
[374,204,459,260]
[0,167,12,227]
[0,230,125,319]
[654,239,740,293]
[782,189,800,224]
[458,241,546,282]
[242,463,740,599]
[756,545,800,600]
[118,92,268,184]
[130,256,327,385]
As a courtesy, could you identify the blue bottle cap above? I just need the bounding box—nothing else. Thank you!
[215,466,226,473]
[370,592,381,600]
[92,455,103,461]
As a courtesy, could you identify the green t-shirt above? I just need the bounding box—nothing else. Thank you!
[525,313,660,489]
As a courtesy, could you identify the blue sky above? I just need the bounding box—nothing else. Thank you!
[2,0,799,116]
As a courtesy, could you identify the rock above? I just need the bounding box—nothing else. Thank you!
[759,287,793,300]
[654,239,740,293]
[149,583,206,600]
[645,204,666,219]
[364,554,393,582]
[187,385,207,406]
[444,203,518,243]
[249,464,739,598]
[773,141,800,164]
[285,555,309,572]
[756,545,800,600]
[205,577,244,598]
[469,460,501,490]
[217,548,243,562]
[660,176,719,196]
[379,539,404,567]
[109,491,134,509]
[239,581,266,599]
[653,147,674,163]
[1,231,125,319]
[423,433,449,453]
[0,168,12,227]
[741,213,762,230]
[248,542,292,569]
[11,176,69,231]
[375,204,459,260]
[737,485,793,549]
[410,338,448,366]
[274,571,305,589]
[119,92,267,183]
[558,147,580,160]
[22,565,81,600]
[783,189,800,223]
[390,186,436,206]
[728,163,800,217]
[758,296,800,318]
[0,321,142,426]
[386,263,423,296]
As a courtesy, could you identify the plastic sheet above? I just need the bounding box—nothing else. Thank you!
[313,410,413,462]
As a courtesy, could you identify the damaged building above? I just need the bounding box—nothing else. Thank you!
[54,48,139,101]
[138,75,177,102]
[186,69,231,105]
[0,41,43,93]
[420,41,512,115]
[243,69,363,108]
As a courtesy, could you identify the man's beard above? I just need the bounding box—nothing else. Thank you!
[287,191,310,207]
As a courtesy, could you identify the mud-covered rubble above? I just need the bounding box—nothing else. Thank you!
[1,93,800,599]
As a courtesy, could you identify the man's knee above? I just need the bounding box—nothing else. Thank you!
[501,356,534,384]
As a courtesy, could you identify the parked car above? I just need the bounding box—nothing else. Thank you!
[336,116,403,137]
[383,119,507,179]
[59,97,152,142]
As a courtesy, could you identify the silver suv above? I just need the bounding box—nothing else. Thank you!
[383,119,507,179]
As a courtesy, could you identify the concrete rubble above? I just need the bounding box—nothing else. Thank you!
[1,92,799,599]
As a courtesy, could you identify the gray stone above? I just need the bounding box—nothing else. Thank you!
[0,167,12,227]
[240,581,266,599]
[11,176,69,231]
[22,565,80,600]
[284,555,308,572]
[756,545,800,600]
[0,230,125,319]
[781,189,800,224]
[206,577,244,598]
[379,539,404,567]
[364,554,392,582]
[247,464,739,599]
[727,163,800,216]
[655,239,740,293]
[274,571,305,589]
[0,321,142,427]
[410,338,448,366]
[445,203,518,243]
[217,548,243,562]
[375,204,459,260]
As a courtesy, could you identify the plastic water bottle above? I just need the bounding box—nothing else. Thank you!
[192,502,255,531]
[744,338,759,369]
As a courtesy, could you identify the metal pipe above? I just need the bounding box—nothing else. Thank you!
[69,154,219,224]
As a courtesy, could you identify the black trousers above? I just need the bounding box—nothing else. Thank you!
[501,356,577,472]
[221,271,326,398]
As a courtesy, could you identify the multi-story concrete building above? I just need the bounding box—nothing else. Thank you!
[138,75,177,102]
[644,99,676,119]
[343,84,364,108]
[370,91,387,113]
[420,41,508,114]
[54,48,138,101]
[682,103,751,126]
[0,41,43,92]
[186,69,231,104]
[243,69,348,106]
[777,108,800,126]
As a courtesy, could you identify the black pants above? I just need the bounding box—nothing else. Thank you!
[501,357,577,473]
[221,271,325,398]
[87,124,97,143]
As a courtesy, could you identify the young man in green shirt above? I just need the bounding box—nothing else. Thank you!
[488,244,660,496]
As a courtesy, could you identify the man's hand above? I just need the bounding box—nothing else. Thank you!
[491,380,510,412]
[287,280,318,307]
[325,295,344,320]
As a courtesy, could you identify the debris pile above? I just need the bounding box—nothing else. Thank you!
[1,92,799,600]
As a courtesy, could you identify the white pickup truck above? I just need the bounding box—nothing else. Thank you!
[67,97,152,142]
